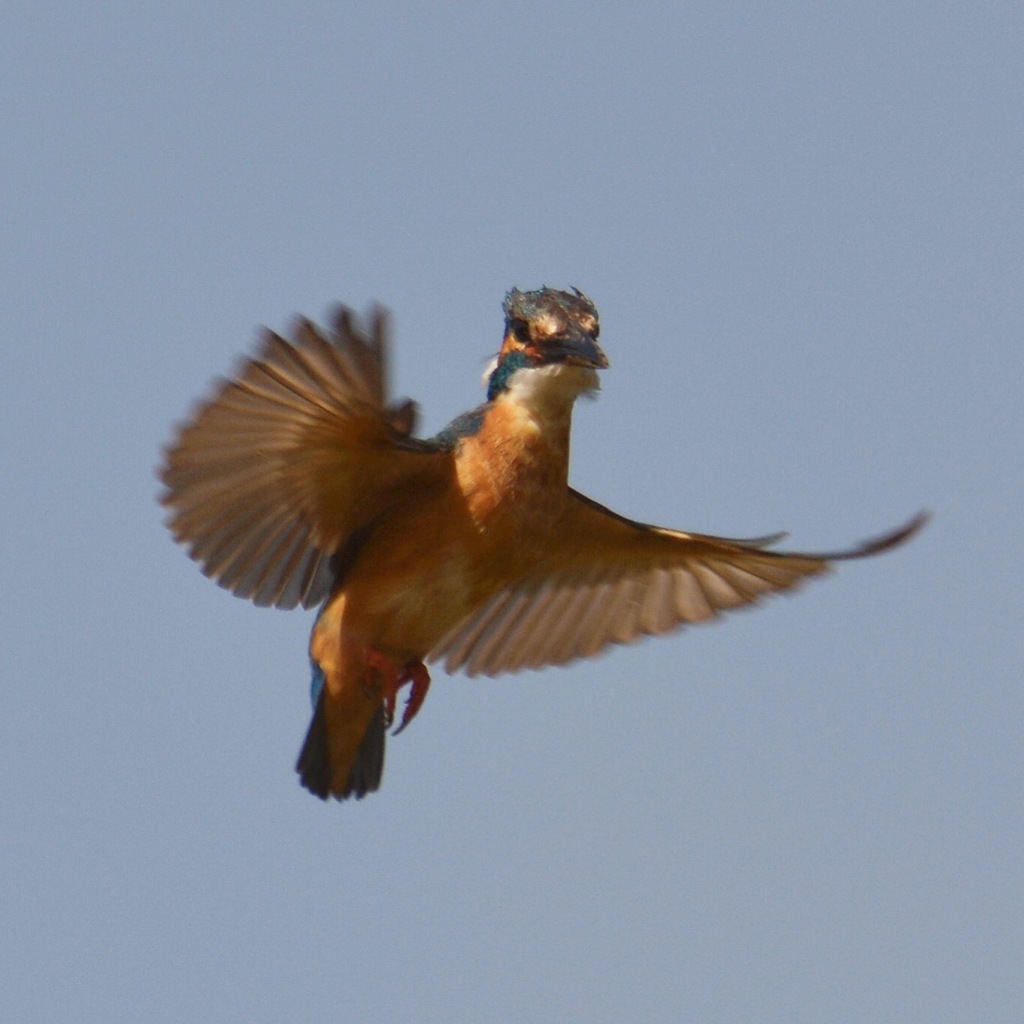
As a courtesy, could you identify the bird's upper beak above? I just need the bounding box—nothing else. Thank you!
[541,325,609,370]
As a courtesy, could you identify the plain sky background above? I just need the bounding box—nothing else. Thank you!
[3,3,1020,1022]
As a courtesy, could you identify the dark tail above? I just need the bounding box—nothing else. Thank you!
[295,695,386,801]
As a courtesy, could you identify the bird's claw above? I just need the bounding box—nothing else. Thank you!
[366,650,431,736]
[391,661,431,735]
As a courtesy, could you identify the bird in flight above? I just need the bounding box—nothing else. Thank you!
[160,287,928,801]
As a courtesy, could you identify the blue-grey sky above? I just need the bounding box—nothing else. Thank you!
[3,4,1020,1022]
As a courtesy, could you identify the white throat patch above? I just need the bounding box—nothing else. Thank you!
[503,362,601,413]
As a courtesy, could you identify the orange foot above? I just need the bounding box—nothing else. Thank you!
[366,649,431,736]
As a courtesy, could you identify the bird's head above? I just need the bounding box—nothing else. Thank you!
[486,287,609,401]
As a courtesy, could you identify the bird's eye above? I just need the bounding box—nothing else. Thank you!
[511,319,531,343]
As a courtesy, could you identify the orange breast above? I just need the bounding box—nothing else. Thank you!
[338,398,576,659]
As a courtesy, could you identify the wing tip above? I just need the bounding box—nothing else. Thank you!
[829,508,932,561]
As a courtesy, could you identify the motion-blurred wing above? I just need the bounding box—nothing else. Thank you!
[432,496,928,676]
[161,306,445,609]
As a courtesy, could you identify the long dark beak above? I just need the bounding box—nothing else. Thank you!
[542,325,609,369]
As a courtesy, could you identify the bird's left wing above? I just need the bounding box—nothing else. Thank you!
[431,494,929,676]
[161,306,447,609]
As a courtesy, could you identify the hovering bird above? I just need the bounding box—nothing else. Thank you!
[161,287,927,801]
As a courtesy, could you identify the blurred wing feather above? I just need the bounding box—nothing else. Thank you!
[433,496,928,675]
[161,306,444,609]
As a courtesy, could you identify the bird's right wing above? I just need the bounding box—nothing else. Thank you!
[160,306,448,609]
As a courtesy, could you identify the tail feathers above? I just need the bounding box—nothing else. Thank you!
[345,705,386,798]
[296,695,386,801]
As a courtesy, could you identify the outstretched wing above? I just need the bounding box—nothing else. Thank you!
[160,306,446,609]
[431,496,929,676]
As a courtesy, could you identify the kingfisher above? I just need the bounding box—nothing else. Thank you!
[160,287,928,801]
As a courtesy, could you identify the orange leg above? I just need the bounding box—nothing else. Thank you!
[365,649,431,735]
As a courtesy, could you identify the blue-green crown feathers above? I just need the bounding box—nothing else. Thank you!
[502,286,597,323]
